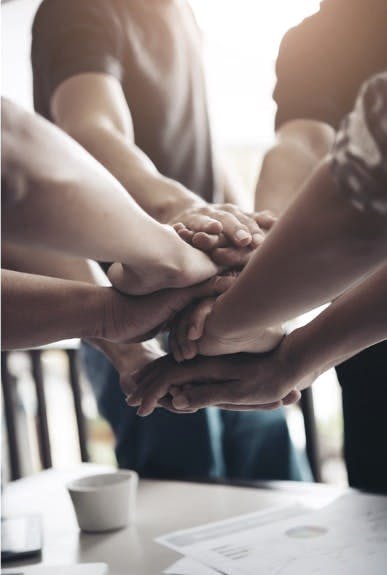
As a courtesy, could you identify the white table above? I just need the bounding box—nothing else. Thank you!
[3,464,344,574]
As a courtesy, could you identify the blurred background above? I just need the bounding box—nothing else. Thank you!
[1,0,346,485]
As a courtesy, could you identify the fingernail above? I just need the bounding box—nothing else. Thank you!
[235,230,250,241]
[253,233,264,245]
[188,326,198,340]
[173,395,190,409]
[126,396,138,406]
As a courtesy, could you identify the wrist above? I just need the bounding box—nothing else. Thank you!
[84,286,119,341]
[280,326,324,386]
[76,284,110,340]
[156,178,205,223]
[204,297,261,346]
[84,337,142,372]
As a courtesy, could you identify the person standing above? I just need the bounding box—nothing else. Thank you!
[31,0,307,482]
[255,0,387,492]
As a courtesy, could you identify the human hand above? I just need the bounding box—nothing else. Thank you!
[170,206,277,268]
[168,293,284,361]
[127,338,312,416]
[96,274,237,345]
[86,338,165,397]
[107,224,218,296]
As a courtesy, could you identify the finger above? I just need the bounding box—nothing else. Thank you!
[137,376,183,416]
[282,389,301,405]
[135,376,175,416]
[171,381,242,410]
[158,396,199,414]
[129,357,181,407]
[132,356,216,408]
[212,210,252,247]
[172,222,187,233]
[133,354,216,390]
[216,401,283,411]
[175,309,198,361]
[120,373,137,396]
[191,232,227,252]
[182,214,223,235]
[187,298,215,341]
[211,247,252,268]
[130,358,162,387]
[254,211,277,231]
[221,205,265,247]
[107,262,125,290]
[189,274,237,301]
[169,325,183,363]
[175,227,195,244]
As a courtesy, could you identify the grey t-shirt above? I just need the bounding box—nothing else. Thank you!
[31,0,219,202]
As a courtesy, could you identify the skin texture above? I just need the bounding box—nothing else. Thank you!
[3,241,164,393]
[51,73,270,268]
[187,159,387,357]
[1,270,235,351]
[130,264,387,415]
[255,119,335,216]
[2,98,218,295]
[165,160,387,362]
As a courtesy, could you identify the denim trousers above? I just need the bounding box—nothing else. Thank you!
[81,343,311,482]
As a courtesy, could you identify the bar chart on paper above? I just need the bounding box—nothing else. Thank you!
[158,494,387,575]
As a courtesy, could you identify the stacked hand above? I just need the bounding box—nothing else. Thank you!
[168,294,284,361]
[127,334,317,417]
[106,206,276,296]
[96,274,237,345]
[171,204,276,268]
[102,203,288,416]
[168,205,283,357]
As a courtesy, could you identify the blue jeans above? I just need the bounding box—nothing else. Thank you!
[81,343,311,481]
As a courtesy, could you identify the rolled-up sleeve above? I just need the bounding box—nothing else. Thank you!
[31,0,124,115]
[331,72,387,215]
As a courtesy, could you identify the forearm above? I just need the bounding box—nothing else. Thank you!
[2,241,102,284]
[64,121,203,223]
[1,269,109,349]
[3,103,178,261]
[283,265,387,385]
[3,100,214,289]
[3,242,150,370]
[255,120,335,216]
[207,159,387,340]
[50,75,204,223]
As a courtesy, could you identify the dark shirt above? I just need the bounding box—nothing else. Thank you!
[31,0,218,202]
[274,0,387,130]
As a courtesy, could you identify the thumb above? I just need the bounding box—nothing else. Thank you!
[107,262,123,285]
[189,274,237,300]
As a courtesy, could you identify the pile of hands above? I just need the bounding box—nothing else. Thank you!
[98,204,309,416]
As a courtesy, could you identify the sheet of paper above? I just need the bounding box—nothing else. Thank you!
[163,557,220,574]
[158,504,307,575]
[2,564,108,575]
[158,494,387,575]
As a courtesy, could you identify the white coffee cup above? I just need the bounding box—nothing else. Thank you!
[67,470,138,532]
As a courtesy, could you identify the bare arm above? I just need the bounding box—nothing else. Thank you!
[285,265,387,383]
[255,119,335,216]
[1,269,108,350]
[130,265,387,414]
[198,159,387,355]
[51,73,203,223]
[2,98,216,293]
[50,73,268,260]
[3,241,163,393]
